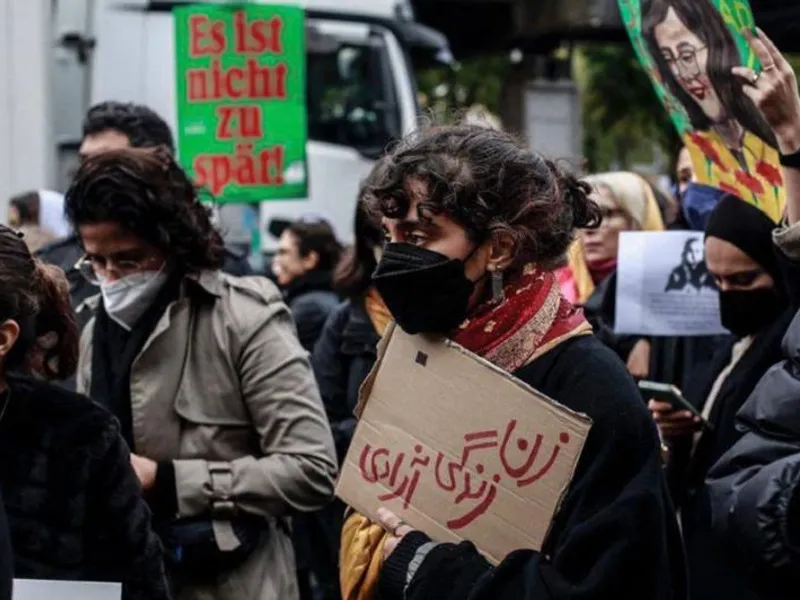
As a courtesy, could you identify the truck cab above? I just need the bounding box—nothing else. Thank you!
[67,0,451,253]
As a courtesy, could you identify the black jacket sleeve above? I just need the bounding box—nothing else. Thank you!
[702,223,800,582]
[0,493,12,600]
[311,305,356,464]
[90,422,170,600]
[706,347,800,582]
[379,344,685,600]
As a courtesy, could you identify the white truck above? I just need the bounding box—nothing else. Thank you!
[53,0,451,253]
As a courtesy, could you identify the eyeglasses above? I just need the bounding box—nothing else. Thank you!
[664,45,707,79]
[74,254,157,287]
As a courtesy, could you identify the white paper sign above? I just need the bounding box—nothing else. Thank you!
[13,579,121,600]
[615,231,727,336]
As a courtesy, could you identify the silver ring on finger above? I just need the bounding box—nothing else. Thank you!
[751,71,761,85]
[392,520,408,536]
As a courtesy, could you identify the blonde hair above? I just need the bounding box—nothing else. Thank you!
[568,172,665,303]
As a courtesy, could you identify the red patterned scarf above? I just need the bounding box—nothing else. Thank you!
[452,264,593,373]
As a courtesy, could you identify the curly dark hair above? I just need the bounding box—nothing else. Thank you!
[0,225,78,380]
[362,124,600,273]
[82,101,175,153]
[64,147,225,272]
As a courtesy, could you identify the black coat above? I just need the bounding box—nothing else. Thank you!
[705,309,800,599]
[292,299,382,600]
[379,335,687,600]
[0,375,168,600]
[671,308,794,600]
[282,271,340,353]
[582,273,641,362]
[0,493,11,600]
[312,298,381,463]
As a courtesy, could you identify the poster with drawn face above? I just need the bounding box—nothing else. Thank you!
[615,231,726,336]
[618,0,785,223]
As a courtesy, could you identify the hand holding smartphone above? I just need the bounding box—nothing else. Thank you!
[638,380,713,432]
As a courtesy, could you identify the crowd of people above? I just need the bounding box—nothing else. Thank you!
[1,25,800,600]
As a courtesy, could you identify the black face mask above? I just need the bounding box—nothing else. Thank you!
[719,288,786,338]
[372,243,477,335]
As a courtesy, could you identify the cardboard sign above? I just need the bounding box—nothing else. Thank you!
[616,231,727,336]
[618,0,784,222]
[336,325,592,564]
[173,4,308,202]
[13,580,120,600]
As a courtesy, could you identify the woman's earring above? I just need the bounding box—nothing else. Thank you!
[491,270,505,303]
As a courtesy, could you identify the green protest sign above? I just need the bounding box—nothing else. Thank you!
[174,4,308,203]
[618,0,784,222]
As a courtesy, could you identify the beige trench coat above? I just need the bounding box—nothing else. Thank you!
[77,271,338,600]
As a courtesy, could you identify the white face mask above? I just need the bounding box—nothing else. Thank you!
[100,268,170,331]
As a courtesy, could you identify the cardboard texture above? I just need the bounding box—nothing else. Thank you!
[336,324,592,565]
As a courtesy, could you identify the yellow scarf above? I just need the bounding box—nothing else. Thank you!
[364,287,392,336]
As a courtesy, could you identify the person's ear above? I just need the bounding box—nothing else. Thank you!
[0,320,20,361]
[486,231,516,273]
[301,250,320,272]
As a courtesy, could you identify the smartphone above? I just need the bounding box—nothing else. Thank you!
[638,380,711,428]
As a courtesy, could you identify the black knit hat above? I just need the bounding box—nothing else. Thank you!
[704,194,780,284]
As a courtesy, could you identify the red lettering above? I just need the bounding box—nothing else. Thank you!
[447,475,500,530]
[210,20,226,53]
[249,20,269,53]
[377,445,431,510]
[234,10,248,53]
[499,420,543,479]
[216,105,263,139]
[354,420,568,532]
[274,63,288,99]
[358,444,393,483]
[260,146,285,185]
[193,155,210,188]
[233,13,284,53]
[434,453,459,492]
[189,15,210,57]
[269,17,283,53]
[516,433,568,488]
[187,69,208,101]
[192,144,288,197]
[216,106,234,139]
[185,60,287,101]
[189,15,225,56]
[211,156,231,195]
[239,105,263,138]
[499,421,568,488]
[225,66,245,99]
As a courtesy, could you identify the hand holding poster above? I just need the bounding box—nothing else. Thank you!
[173,5,307,202]
[336,325,591,564]
[618,0,784,222]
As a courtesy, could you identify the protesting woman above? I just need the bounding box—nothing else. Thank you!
[339,125,686,600]
[66,147,337,600]
[557,171,664,373]
[705,28,800,600]
[0,224,168,599]
[651,193,795,600]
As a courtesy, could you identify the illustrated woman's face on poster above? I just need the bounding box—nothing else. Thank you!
[654,7,724,122]
[684,238,703,267]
